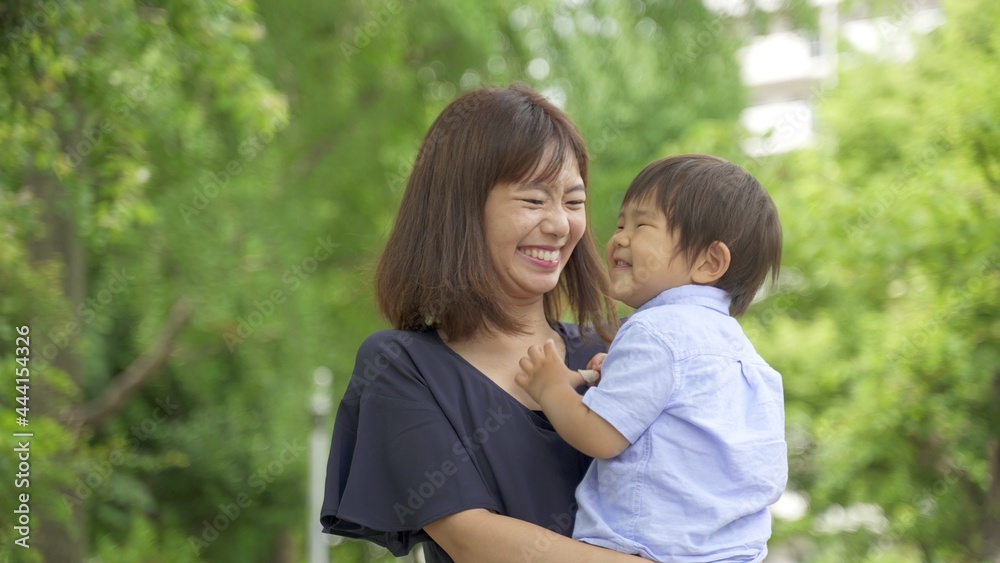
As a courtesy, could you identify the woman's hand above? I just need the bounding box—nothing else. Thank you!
[424,508,642,563]
[583,352,607,385]
[586,352,607,373]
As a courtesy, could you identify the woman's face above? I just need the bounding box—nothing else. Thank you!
[482,152,587,302]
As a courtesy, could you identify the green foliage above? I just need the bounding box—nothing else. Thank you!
[93,517,201,563]
[5,0,993,560]
[1,0,297,559]
[741,0,1000,559]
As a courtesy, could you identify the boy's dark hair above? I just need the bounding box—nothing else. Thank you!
[622,154,782,316]
[375,85,617,341]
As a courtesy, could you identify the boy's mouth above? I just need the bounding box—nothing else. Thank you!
[611,258,631,271]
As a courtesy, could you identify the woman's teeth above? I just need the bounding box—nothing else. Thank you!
[519,248,559,262]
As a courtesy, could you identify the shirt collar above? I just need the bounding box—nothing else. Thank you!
[635,285,732,316]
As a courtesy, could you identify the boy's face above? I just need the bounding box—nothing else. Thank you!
[605,199,698,309]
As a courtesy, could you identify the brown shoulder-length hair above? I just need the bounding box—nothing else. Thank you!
[623,154,782,316]
[375,84,617,342]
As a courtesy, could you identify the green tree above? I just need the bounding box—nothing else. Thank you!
[740,0,1000,559]
[1,0,289,560]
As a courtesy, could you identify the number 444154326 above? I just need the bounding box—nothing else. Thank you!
[15,325,30,424]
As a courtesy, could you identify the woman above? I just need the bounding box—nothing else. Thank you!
[321,85,634,562]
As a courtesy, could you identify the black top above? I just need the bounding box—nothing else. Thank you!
[320,323,607,562]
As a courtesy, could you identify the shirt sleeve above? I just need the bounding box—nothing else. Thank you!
[581,319,678,444]
[320,331,498,556]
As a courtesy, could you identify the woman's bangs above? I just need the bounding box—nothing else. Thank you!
[505,132,580,187]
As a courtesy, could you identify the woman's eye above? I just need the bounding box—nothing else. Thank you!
[522,199,544,206]
[566,200,586,206]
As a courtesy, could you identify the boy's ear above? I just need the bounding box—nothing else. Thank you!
[691,241,730,285]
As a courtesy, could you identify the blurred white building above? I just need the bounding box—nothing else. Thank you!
[721,0,944,157]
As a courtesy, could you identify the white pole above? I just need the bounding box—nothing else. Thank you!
[818,0,839,87]
[309,366,334,563]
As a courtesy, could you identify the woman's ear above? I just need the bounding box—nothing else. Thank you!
[691,241,731,285]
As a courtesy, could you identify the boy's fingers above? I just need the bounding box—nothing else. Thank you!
[514,373,529,389]
[518,357,534,373]
[526,344,540,359]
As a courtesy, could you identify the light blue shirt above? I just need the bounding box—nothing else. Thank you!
[574,285,787,562]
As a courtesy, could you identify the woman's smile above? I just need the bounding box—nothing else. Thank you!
[517,246,562,267]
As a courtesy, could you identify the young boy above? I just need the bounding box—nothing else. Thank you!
[516,154,787,562]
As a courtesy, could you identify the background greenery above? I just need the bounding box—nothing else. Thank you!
[0,0,996,561]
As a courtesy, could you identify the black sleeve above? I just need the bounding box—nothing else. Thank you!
[320,331,498,556]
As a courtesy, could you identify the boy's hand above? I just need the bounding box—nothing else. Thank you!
[516,339,576,405]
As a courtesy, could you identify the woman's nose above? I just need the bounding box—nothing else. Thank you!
[541,206,570,238]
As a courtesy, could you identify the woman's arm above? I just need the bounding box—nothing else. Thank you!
[424,508,638,563]
[516,341,629,458]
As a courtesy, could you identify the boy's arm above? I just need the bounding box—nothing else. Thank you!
[516,341,629,458]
